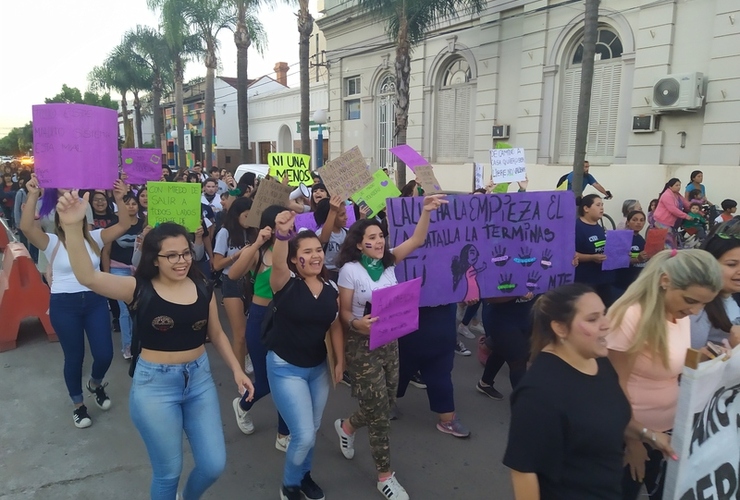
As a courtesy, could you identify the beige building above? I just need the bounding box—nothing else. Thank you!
[317,0,740,213]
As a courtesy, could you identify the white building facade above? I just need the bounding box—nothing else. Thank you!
[318,0,740,211]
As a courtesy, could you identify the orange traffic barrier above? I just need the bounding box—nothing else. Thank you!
[0,242,56,351]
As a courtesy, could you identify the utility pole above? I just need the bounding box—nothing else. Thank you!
[572,0,600,198]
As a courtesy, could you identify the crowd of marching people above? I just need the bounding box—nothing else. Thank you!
[4,156,739,500]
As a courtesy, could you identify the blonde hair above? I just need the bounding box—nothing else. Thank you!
[608,249,722,368]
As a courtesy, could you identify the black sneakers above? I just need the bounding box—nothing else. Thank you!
[279,485,302,500]
[300,472,325,500]
[86,381,111,410]
[73,405,92,429]
[476,381,504,400]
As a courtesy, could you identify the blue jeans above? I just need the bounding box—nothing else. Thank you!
[109,267,133,352]
[130,352,225,500]
[49,291,113,404]
[267,351,330,487]
[242,303,289,435]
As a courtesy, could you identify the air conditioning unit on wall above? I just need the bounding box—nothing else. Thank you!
[652,72,705,112]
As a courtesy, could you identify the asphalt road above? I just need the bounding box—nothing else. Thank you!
[1,312,514,500]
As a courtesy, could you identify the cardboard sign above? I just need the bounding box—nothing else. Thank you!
[351,170,401,217]
[268,153,313,187]
[664,346,740,500]
[319,147,373,201]
[387,191,577,307]
[246,179,293,228]
[32,103,119,189]
[474,163,484,190]
[369,278,422,350]
[491,148,526,184]
[147,181,201,232]
[602,230,633,271]
[389,144,429,170]
[295,204,356,233]
[415,165,443,195]
[645,228,669,257]
[122,148,163,184]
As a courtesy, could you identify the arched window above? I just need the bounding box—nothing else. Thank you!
[559,27,623,163]
[436,57,473,161]
[376,74,396,171]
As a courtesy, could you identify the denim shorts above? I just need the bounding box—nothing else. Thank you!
[221,275,246,299]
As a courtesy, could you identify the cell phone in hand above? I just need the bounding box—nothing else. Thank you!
[364,301,372,317]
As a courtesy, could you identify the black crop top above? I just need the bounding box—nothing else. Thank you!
[132,277,212,352]
[264,275,339,368]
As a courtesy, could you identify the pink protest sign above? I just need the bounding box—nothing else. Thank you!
[122,148,163,184]
[369,278,422,350]
[295,204,356,233]
[32,103,119,189]
[389,145,429,171]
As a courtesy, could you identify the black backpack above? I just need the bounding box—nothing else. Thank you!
[128,278,213,377]
[260,279,296,346]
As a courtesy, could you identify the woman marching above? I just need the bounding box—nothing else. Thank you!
[333,194,448,500]
[20,175,131,428]
[55,190,254,499]
[262,210,346,500]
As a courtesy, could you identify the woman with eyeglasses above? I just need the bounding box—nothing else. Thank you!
[56,190,254,500]
[690,220,740,349]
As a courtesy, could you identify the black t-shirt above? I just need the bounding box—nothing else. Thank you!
[503,353,631,500]
[615,233,646,290]
[265,275,339,368]
[92,212,116,229]
[575,219,614,285]
[110,218,144,265]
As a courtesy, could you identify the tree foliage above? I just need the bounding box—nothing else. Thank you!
[0,122,33,156]
[44,84,119,110]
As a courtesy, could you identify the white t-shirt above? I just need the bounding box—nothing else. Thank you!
[316,227,347,271]
[213,227,245,275]
[338,260,397,319]
[44,229,105,294]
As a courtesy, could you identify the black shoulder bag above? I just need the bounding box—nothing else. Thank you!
[260,278,296,345]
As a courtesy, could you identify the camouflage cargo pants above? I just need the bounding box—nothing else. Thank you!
[346,332,399,473]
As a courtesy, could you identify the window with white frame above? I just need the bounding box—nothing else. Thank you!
[344,76,362,120]
[436,58,473,161]
[376,75,396,171]
[558,27,623,163]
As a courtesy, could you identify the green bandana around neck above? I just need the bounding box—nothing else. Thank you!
[360,253,384,282]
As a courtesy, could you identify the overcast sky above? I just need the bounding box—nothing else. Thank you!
[0,0,317,135]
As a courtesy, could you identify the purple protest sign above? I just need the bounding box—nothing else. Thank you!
[122,148,163,184]
[32,103,119,189]
[387,191,577,307]
[369,278,422,350]
[602,230,633,271]
[389,145,428,171]
[295,204,356,233]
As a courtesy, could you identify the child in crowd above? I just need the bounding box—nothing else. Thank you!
[715,199,737,224]
[683,202,708,240]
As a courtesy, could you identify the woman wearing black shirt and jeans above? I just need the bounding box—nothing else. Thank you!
[504,284,675,499]
[56,191,254,500]
[266,210,345,500]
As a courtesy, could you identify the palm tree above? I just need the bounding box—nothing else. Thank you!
[231,0,268,164]
[297,0,312,157]
[148,0,201,168]
[181,0,236,170]
[357,0,484,187]
[125,26,174,150]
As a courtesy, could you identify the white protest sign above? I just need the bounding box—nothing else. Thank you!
[490,148,526,184]
[664,346,740,500]
[474,163,484,189]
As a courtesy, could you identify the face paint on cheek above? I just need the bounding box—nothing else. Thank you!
[365,244,373,249]
[299,257,306,269]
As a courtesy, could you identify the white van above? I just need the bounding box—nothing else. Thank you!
[234,164,269,183]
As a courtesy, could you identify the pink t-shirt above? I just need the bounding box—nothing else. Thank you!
[606,304,690,431]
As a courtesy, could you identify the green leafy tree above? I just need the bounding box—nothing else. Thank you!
[357,0,484,187]
[0,123,33,156]
[45,84,119,110]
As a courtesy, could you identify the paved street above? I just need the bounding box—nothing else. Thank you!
[0,314,514,500]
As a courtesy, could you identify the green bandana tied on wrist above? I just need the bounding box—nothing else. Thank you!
[360,253,384,282]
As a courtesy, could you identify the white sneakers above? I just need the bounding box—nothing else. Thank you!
[377,473,410,500]
[334,419,355,459]
[457,323,476,339]
[275,433,291,452]
[232,397,255,435]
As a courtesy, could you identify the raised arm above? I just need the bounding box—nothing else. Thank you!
[100,179,133,245]
[228,226,272,280]
[318,197,344,245]
[56,191,136,303]
[18,174,49,251]
[393,194,448,263]
[270,210,296,293]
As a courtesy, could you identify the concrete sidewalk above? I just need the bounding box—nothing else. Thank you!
[0,319,514,500]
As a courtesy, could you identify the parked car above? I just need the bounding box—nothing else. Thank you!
[234,164,269,182]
